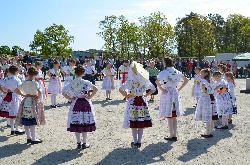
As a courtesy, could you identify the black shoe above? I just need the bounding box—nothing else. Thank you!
[68,101,72,104]
[77,142,81,149]
[123,98,126,100]
[31,139,43,144]
[56,104,61,107]
[201,134,213,138]
[215,125,228,129]
[15,131,25,135]
[131,142,137,148]
[136,143,141,148]
[228,119,232,124]
[27,139,32,143]
[164,137,177,141]
[106,98,109,100]
[109,98,112,100]
[51,105,56,108]
[82,143,90,149]
[7,124,11,128]
[11,131,15,135]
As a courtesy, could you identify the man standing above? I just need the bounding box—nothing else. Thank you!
[109,55,115,65]
[95,56,103,80]
[115,57,123,79]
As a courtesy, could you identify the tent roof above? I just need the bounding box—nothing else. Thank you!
[232,53,250,61]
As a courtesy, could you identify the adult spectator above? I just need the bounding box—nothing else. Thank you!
[186,60,193,80]
[226,61,231,72]
[79,56,84,65]
[155,58,162,71]
[247,60,250,78]
[211,59,217,72]
[177,58,182,71]
[23,51,31,63]
[95,56,103,80]
[192,59,197,77]
[182,59,187,75]
[42,58,48,79]
[199,59,205,69]
[232,61,238,76]
[115,57,123,79]
[109,56,114,65]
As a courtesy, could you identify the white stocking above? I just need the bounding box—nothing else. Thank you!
[30,125,38,141]
[173,118,177,137]
[82,132,87,143]
[167,118,174,137]
[54,94,57,105]
[222,115,228,126]
[75,132,81,143]
[51,94,55,105]
[210,121,214,134]
[206,122,211,135]
[24,126,32,139]
[9,118,15,131]
[7,118,10,125]
[131,128,138,143]
[137,129,143,143]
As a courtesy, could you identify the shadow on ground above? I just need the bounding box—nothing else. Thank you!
[32,149,83,165]
[0,143,30,159]
[92,99,126,107]
[178,125,234,162]
[183,108,195,116]
[97,142,173,165]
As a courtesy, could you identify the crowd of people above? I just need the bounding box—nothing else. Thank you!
[0,51,239,150]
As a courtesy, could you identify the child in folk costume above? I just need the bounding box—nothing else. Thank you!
[0,66,24,135]
[156,57,189,141]
[47,61,62,108]
[119,61,155,148]
[101,62,116,100]
[62,65,98,149]
[225,72,237,124]
[193,67,202,106]
[0,69,11,127]
[15,67,46,144]
[17,61,26,82]
[83,59,97,87]
[146,61,160,101]
[213,71,233,129]
[35,61,47,101]
[61,59,76,103]
[118,60,130,100]
[195,69,218,138]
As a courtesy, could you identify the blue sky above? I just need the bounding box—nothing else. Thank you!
[1,0,250,51]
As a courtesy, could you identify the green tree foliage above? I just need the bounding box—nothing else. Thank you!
[175,12,215,59]
[97,15,119,56]
[11,46,24,56]
[0,45,12,54]
[98,12,174,59]
[30,24,74,57]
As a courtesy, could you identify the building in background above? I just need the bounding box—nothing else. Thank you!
[73,49,101,58]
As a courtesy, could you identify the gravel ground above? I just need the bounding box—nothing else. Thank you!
[0,78,250,165]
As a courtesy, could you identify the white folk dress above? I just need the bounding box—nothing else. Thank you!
[47,68,62,94]
[0,75,22,118]
[119,65,129,85]
[195,79,218,121]
[15,80,45,126]
[216,79,233,115]
[157,67,184,118]
[101,68,116,90]
[120,80,155,129]
[62,78,97,132]
[193,73,202,98]
[227,81,237,114]
[62,66,75,87]
[36,69,46,100]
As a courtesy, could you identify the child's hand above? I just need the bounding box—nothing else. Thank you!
[125,94,131,99]
[161,89,167,94]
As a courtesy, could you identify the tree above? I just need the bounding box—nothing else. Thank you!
[11,46,24,56]
[0,45,11,54]
[30,23,74,57]
[175,12,215,59]
[97,15,119,56]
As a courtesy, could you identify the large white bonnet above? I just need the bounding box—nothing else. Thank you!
[127,61,149,84]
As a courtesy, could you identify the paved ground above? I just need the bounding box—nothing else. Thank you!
[0,78,250,165]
